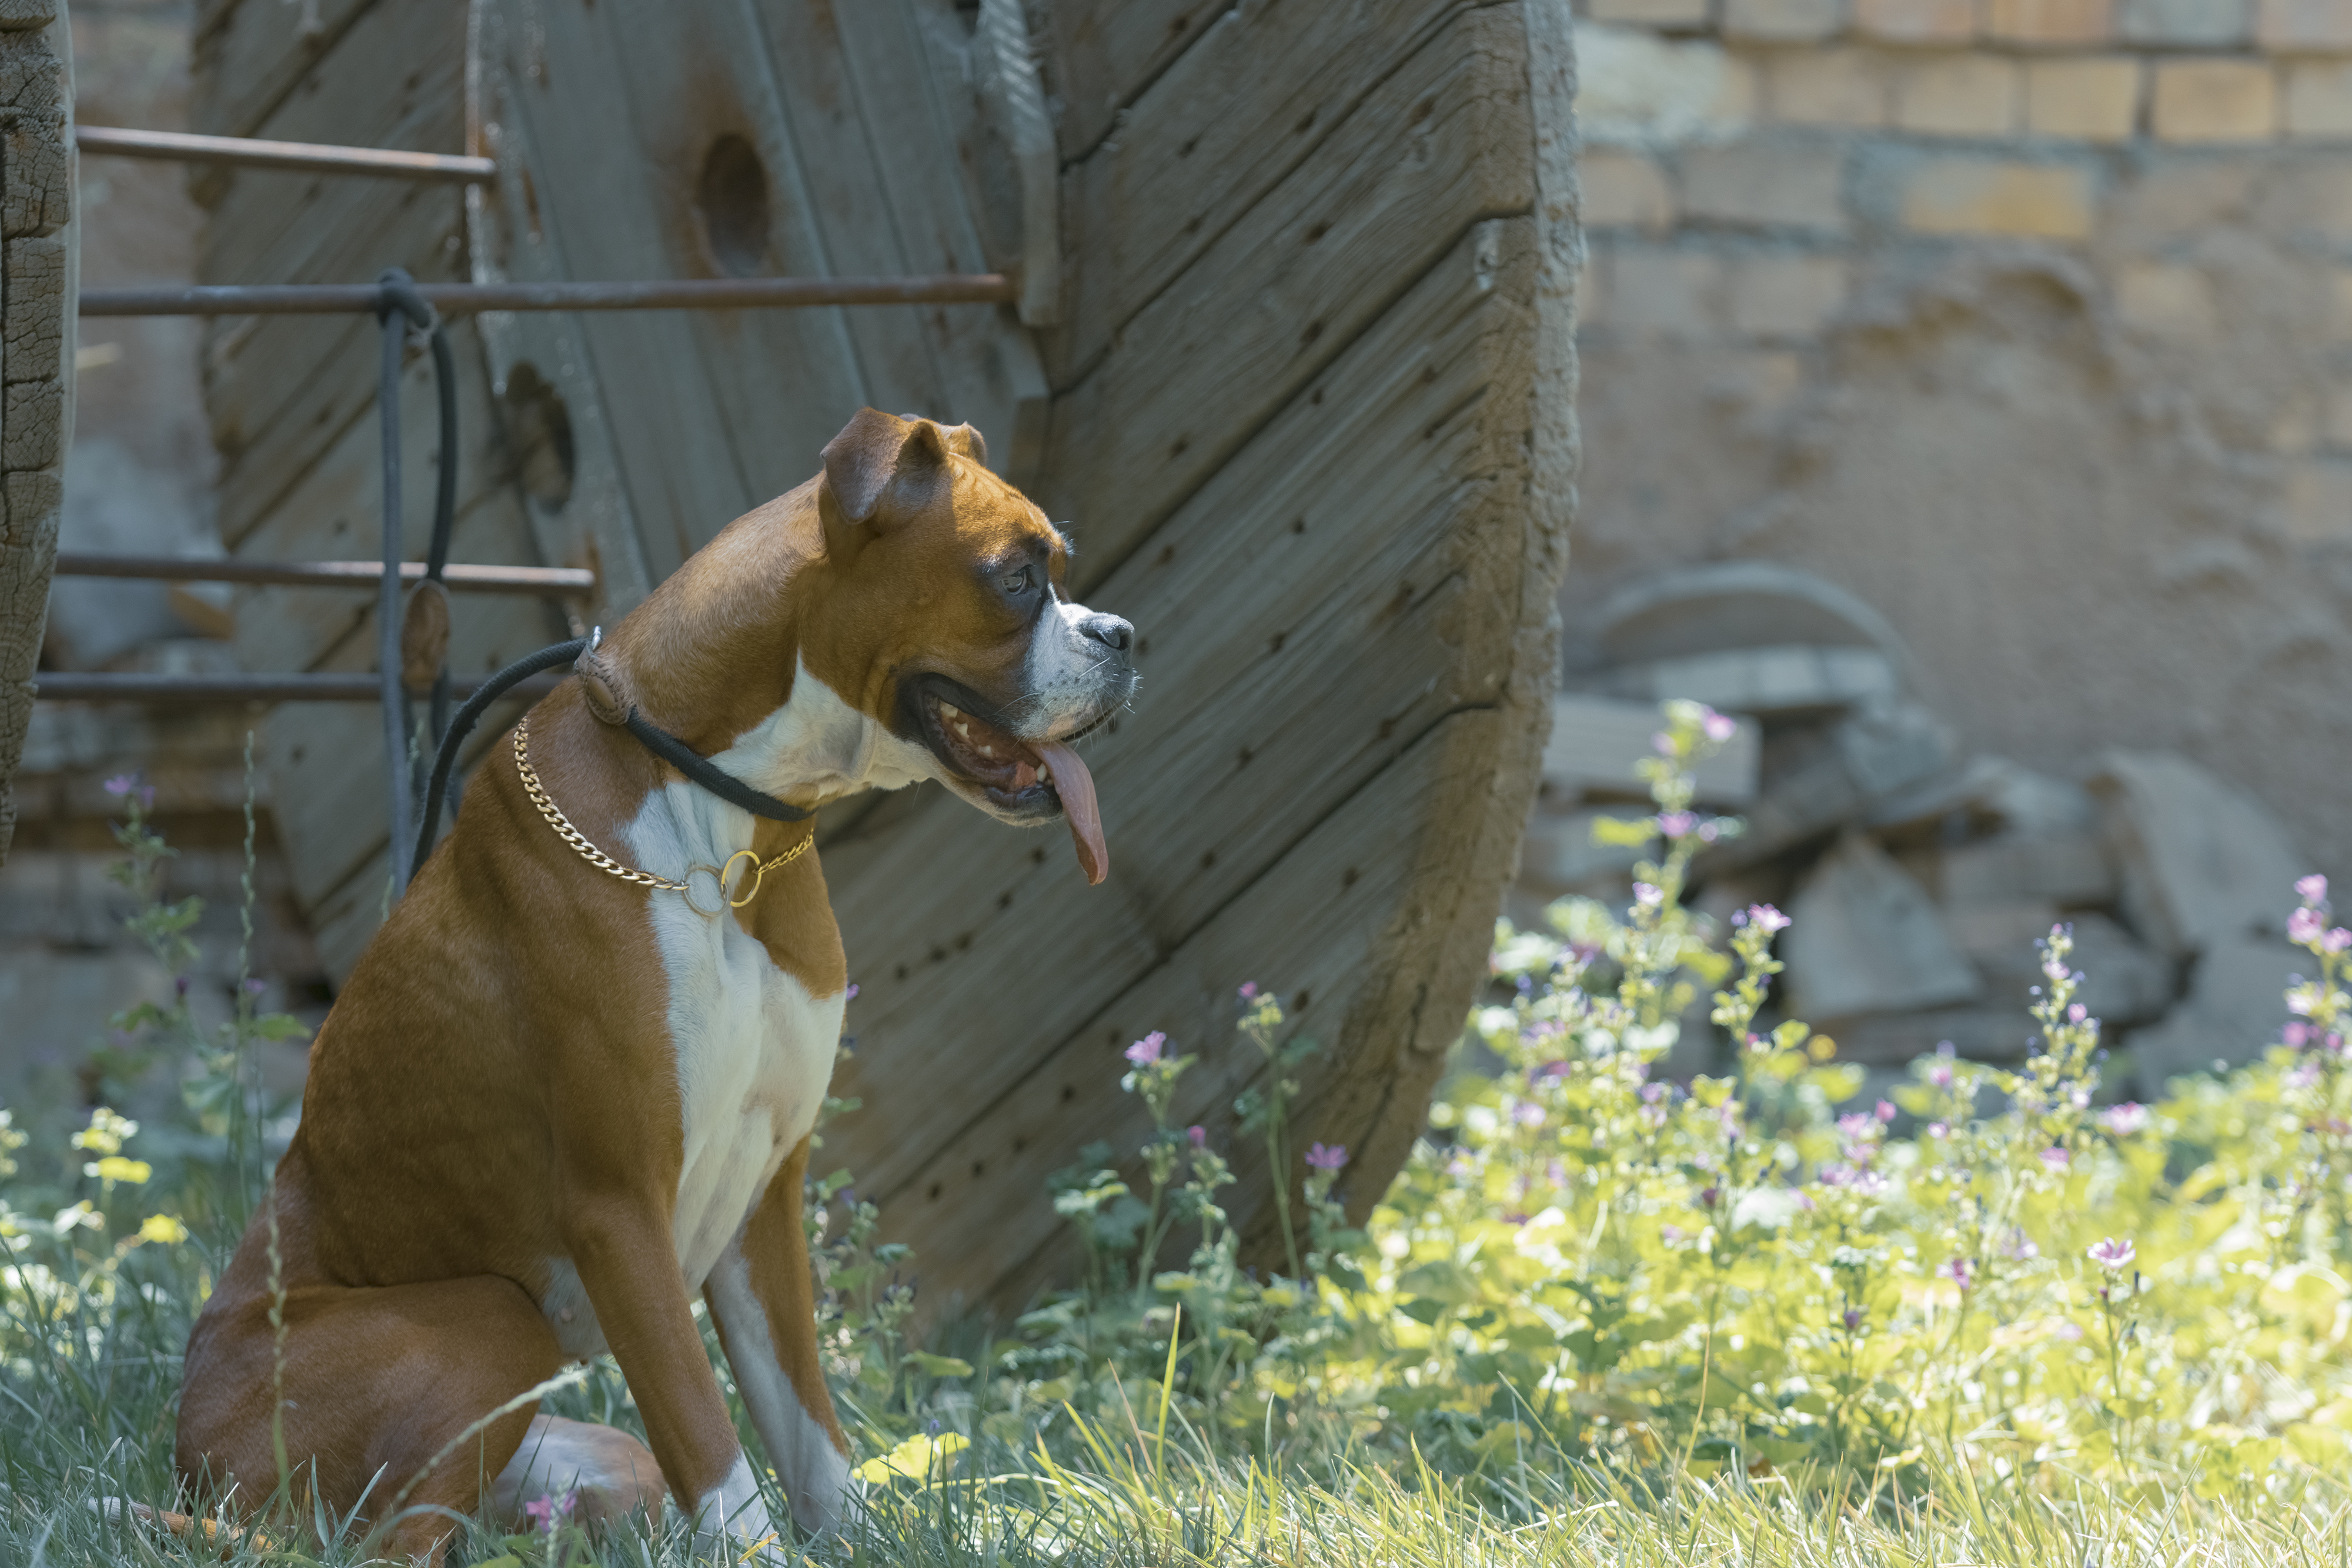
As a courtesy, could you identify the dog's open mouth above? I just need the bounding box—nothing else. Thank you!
[917,685,1110,885]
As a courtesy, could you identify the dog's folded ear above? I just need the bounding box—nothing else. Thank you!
[820,407,954,533]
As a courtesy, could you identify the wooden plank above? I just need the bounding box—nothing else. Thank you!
[1035,5,1534,583]
[191,0,383,142]
[1054,0,1477,383]
[876,708,1502,1312]
[1042,0,1221,161]
[818,218,1546,1235]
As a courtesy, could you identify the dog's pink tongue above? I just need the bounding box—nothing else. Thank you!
[1035,740,1107,885]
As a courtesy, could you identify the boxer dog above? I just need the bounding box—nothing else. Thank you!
[175,409,1136,1560]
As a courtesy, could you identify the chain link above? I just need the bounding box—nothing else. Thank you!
[513,717,810,908]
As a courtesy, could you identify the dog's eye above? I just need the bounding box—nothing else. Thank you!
[1000,566,1034,596]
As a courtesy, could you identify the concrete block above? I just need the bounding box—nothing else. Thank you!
[1765,48,1891,128]
[1896,53,2023,135]
[1786,831,1984,1020]
[1856,0,1983,39]
[2283,456,2352,543]
[1946,898,2064,959]
[2126,934,2298,1091]
[1591,0,1715,24]
[1578,24,1760,145]
[2119,0,2250,42]
[1605,245,1725,338]
[2114,261,2221,340]
[1939,828,2118,907]
[1729,253,1851,335]
[1987,0,2117,42]
[1900,156,2098,238]
[1584,149,1678,231]
[2025,57,2143,141]
[1726,0,1848,37]
[1684,141,1850,228]
[1604,643,1896,713]
[1972,911,2177,1027]
[2150,59,2280,144]
[1542,691,1763,804]
[2258,0,2352,49]
[2092,750,2306,957]
[1867,755,2098,835]
[1826,1005,2040,1064]
[1703,701,1960,871]
[2284,60,2352,138]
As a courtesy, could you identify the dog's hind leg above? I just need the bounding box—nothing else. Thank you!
[177,1272,564,1564]
[487,1415,666,1529]
[703,1136,856,1537]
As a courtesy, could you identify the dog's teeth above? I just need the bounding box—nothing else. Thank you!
[1039,764,1052,783]
[978,744,997,758]
[940,701,961,718]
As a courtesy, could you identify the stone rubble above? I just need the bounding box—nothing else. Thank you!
[1520,567,2318,1100]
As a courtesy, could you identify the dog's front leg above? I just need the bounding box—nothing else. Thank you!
[565,1192,783,1558]
[704,1137,856,1537]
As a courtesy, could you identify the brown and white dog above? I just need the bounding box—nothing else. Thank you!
[175,409,1137,1560]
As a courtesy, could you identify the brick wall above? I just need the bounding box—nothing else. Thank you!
[1568,0,2352,884]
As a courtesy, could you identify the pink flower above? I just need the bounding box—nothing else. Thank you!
[2067,1003,2089,1024]
[1661,1223,1685,1244]
[1125,1031,1167,1065]
[1652,731,1675,756]
[1632,882,1663,908]
[1876,1099,1896,1124]
[2099,1102,2152,1136]
[2298,874,2329,907]
[1939,1257,1975,1291]
[1702,708,1738,743]
[2286,1021,2314,1048]
[1187,1125,1207,1148]
[1512,1101,1546,1128]
[2039,1146,2071,1171]
[2290,907,2326,947]
[1745,904,1791,934]
[2086,1236,2136,1272]
[523,1489,577,1530]
[1305,1142,1348,1171]
[1238,982,1259,999]
[1928,1062,1954,1089]
[1927,1121,1950,1139]
[2329,928,2352,955]
[1658,811,1697,840]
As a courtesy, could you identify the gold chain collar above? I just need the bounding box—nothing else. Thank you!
[513,716,811,916]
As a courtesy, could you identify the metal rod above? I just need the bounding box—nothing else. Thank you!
[79,274,1020,317]
[75,125,496,183]
[52,552,597,596]
[32,671,569,704]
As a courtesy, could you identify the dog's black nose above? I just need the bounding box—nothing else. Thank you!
[1080,613,1134,655]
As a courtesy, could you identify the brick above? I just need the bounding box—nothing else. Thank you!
[1896,53,2022,135]
[2024,56,2141,140]
[2110,160,2256,243]
[1900,156,2097,236]
[1856,0,1982,39]
[2283,458,2352,543]
[2257,163,2352,242]
[1683,141,1851,229]
[1725,0,1847,38]
[1765,48,1890,127]
[2284,59,2352,138]
[1606,246,1725,339]
[1729,253,1851,334]
[1986,0,2116,44]
[2150,59,2278,144]
[2114,261,2220,339]
[1578,28,1760,143]
[2119,0,2250,44]
[1589,0,1715,23]
[2258,0,2352,49]
[1583,149,1678,230]
[1714,349,1809,412]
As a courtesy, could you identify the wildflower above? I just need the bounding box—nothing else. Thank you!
[2067,1002,2088,1024]
[1876,1099,1896,1123]
[2330,928,2352,954]
[1658,810,1697,840]
[1651,731,1675,756]
[1639,1081,1669,1104]
[1928,1061,1954,1089]
[1512,1102,1545,1129]
[1791,1187,1817,1212]
[1305,1142,1348,1171]
[1819,1164,1853,1188]
[2099,1102,2152,1136]
[2039,1146,2070,1171]
[1927,1121,1950,1139]
[1698,1186,1720,1209]
[1187,1125,1207,1148]
[1939,1257,1974,1292]
[1632,882,1663,908]
[1661,1223,1685,1244]
[1842,1308,1865,1332]
[1701,707,1738,743]
[1238,982,1258,999]
[846,982,859,1000]
[2298,874,2330,907]
[2086,1236,2136,1272]
[1124,1032,1167,1065]
[2004,1229,2040,1261]
[1836,1113,1877,1140]
[137,1213,188,1245]
[2042,955,2069,984]
[523,1490,577,1531]
[103,773,157,810]
[1745,904,1792,934]
[2290,907,2327,946]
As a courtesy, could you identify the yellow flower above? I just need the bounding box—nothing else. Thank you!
[71,1108,138,1158]
[138,1213,188,1245]
[85,1156,152,1186]
[852,1431,970,1486]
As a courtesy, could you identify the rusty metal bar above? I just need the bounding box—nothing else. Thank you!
[52,551,596,597]
[32,671,569,704]
[79,275,1020,317]
[75,125,496,183]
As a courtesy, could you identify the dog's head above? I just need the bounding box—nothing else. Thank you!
[804,407,1137,883]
